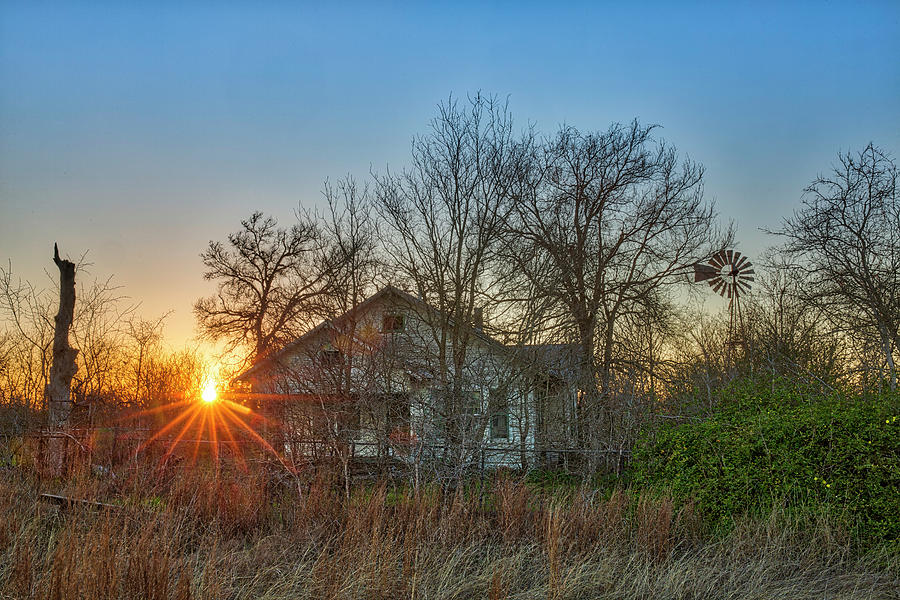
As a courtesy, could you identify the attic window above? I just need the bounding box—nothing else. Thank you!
[381,313,405,333]
[320,348,342,366]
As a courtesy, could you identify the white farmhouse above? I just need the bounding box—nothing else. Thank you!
[235,286,579,471]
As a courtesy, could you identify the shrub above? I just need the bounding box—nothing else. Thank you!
[632,382,900,548]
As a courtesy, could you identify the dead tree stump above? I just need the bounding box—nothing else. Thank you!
[46,243,78,475]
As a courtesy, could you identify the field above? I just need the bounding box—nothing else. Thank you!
[3,2,898,597]
[1,454,898,600]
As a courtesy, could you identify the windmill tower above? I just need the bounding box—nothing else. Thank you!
[694,249,755,361]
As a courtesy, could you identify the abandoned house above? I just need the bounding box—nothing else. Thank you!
[234,286,581,470]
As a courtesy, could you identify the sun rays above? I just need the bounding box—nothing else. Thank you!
[122,367,289,473]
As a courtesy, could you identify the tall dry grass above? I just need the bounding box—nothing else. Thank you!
[0,458,897,600]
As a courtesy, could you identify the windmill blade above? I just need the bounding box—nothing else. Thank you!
[709,251,726,268]
[726,249,734,265]
[734,255,749,270]
[694,263,719,282]
[711,278,726,296]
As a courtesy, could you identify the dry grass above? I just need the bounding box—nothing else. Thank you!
[0,459,897,600]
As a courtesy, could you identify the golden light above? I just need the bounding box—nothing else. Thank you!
[201,381,218,404]
[124,359,291,476]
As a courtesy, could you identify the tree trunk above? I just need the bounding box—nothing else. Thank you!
[46,244,78,474]
[877,323,897,391]
[576,321,596,454]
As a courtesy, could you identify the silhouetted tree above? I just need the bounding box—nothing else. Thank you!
[775,144,899,390]
[0,263,55,409]
[504,121,727,450]
[195,212,329,365]
[741,254,847,386]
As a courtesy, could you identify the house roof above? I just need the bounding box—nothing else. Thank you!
[514,343,583,378]
[233,285,514,384]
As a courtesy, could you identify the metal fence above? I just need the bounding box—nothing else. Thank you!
[18,427,632,478]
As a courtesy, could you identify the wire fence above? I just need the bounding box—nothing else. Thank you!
[16,426,632,478]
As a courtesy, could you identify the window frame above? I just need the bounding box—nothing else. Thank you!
[488,387,509,440]
[319,348,343,367]
[490,412,509,440]
[381,312,405,333]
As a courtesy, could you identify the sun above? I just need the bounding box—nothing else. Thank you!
[124,360,290,475]
[201,381,218,404]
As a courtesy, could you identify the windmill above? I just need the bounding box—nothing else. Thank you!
[693,249,754,353]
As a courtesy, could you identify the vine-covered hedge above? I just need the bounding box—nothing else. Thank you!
[632,383,900,548]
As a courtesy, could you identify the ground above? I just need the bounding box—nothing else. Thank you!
[0,458,897,600]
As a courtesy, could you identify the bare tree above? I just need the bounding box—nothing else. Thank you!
[281,178,384,494]
[0,263,55,409]
[316,177,384,413]
[195,211,329,365]
[68,276,136,414]
[504,121,726,451]
[125,314,169,406]
[320,177,383,319]
[139,347,206,412]
[740,253,847,387]
[774,144,899,390]
[374,93,533,471]
[1,255,183,434]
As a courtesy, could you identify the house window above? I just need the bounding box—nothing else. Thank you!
[386,393,411,431]
[345,404,361,431]
[381,313,405,333]
[463,390,482,416]
[490,413,509,439]
[319,348,342,366]
[489,388,509,439]
[429,388,481,432]
[459,390,482,434]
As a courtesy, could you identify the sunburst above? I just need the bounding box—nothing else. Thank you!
[201,381,218,404]
[122,365,289,473]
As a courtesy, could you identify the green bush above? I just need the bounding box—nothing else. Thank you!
[631,382,900,548]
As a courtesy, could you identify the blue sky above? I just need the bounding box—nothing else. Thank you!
[1,1,898,346]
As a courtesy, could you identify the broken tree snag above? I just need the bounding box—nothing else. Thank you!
[48,243,78,428]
